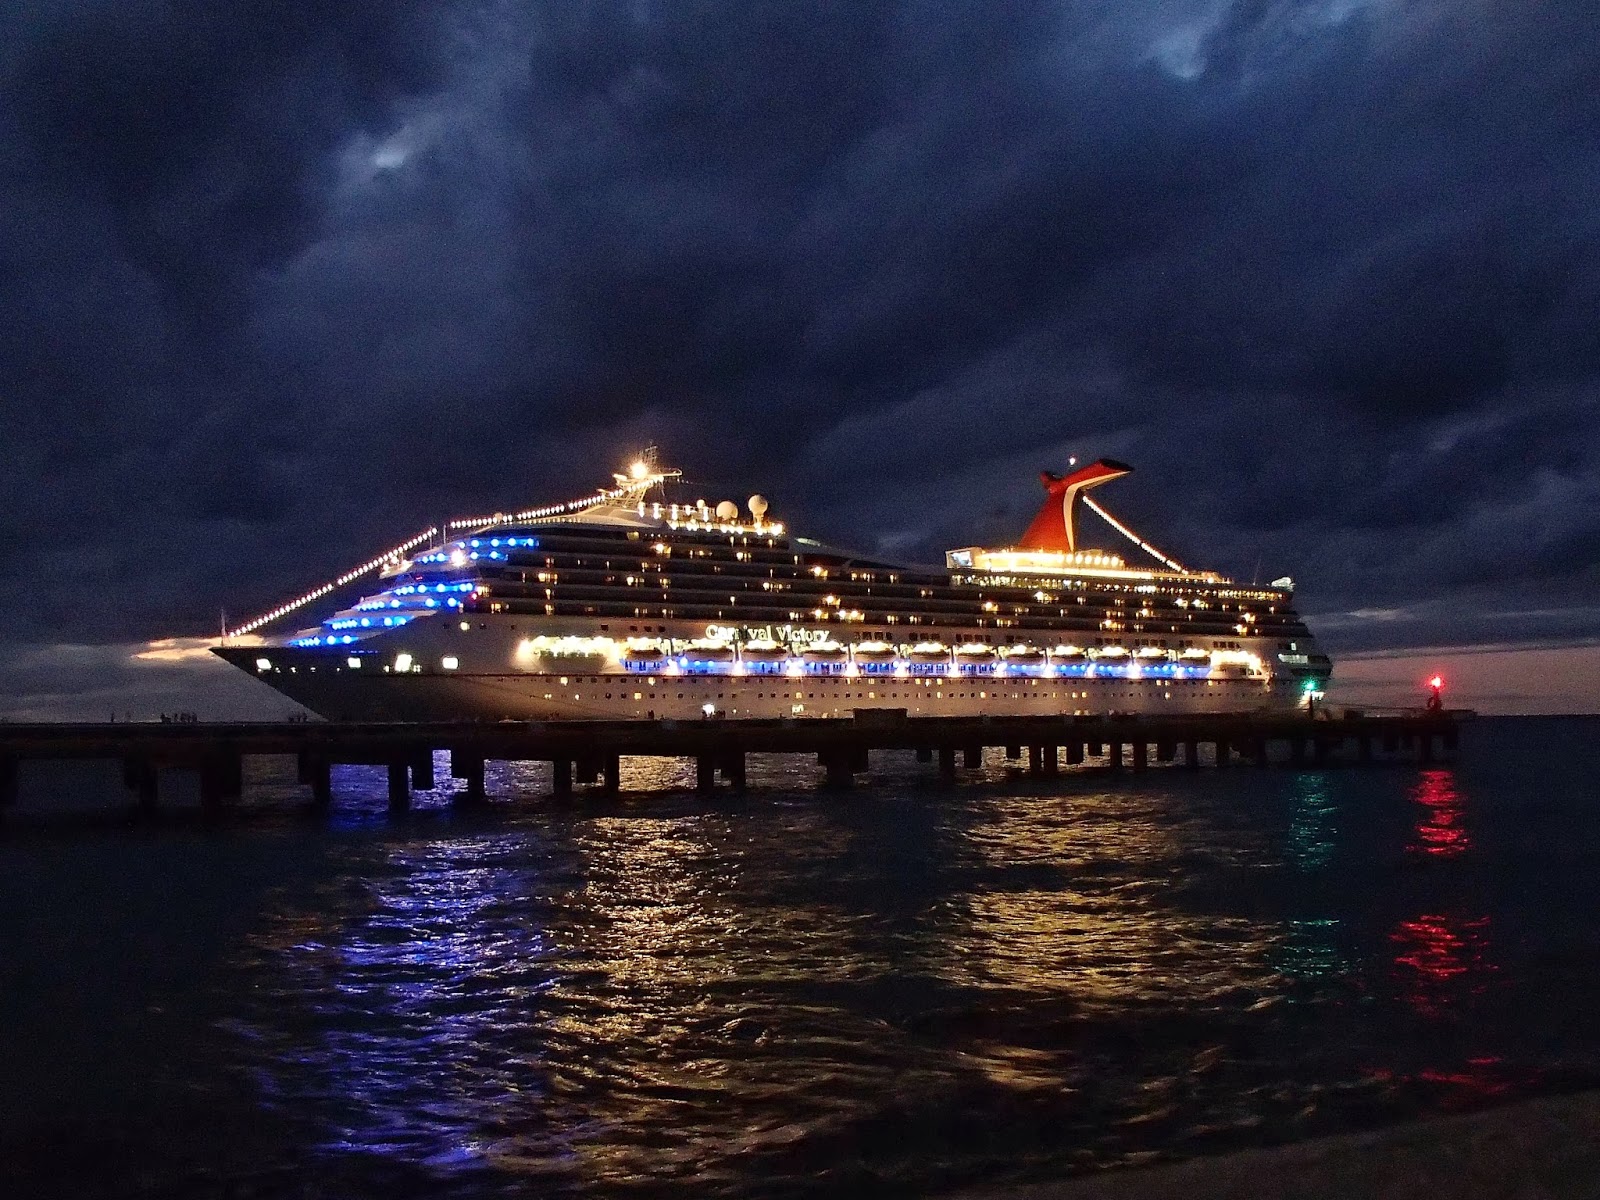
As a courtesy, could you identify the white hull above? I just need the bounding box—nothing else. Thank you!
[240,661,1298,722]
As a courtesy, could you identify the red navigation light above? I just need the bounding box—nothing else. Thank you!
[1429,675,1443,690]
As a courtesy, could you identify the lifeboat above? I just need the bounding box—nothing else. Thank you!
[1136,646,1165,660]
[1002,645,1046,665]
[852,640,897,674]
[1091,645,1129,675]
[1178,648,1211,673]
[955,642,996,675]
[908,641,950,662]
[739,638,789,674]
[803,641,848,661]
[802,640,849,675]
[739,639,789,662]
[852,640,897,661]
[682,640,736,671]
[1049,644,1087,663]
[621,639,667,669]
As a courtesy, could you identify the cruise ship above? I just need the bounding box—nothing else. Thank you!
[215,455,1331,721]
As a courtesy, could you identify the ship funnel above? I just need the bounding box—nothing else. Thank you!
[1017,459,1132,553]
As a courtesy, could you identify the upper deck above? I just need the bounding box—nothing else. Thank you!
[228,453,1313,660]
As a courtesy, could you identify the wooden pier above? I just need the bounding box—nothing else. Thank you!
[0,710,1465,817]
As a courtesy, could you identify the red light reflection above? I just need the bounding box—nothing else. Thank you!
[1407,769,1468,859]
[1390,913,1492,1018]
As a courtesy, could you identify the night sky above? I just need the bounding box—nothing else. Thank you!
[2,1,1596,717]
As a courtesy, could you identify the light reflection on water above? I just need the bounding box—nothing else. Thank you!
[220,755,1538,1194]
[9,722,1600,1198]
[1407,768,1470,860]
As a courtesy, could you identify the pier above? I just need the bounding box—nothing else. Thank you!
[0,710,1464,817]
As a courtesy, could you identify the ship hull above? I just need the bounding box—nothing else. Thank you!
[216,647,1300,722]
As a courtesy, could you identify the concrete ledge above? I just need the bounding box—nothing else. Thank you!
[959,1091,1600,1200]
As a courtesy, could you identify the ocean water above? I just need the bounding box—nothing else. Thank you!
[3,716,1599,1198]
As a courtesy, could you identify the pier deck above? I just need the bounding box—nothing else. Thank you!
[0,710,1464,816]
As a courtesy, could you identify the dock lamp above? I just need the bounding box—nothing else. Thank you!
[1427,675,1444,712]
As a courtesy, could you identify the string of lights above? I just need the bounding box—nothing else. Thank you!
[224,527,441,639]
[1082,496,1190,574]
[222,472,672,640]
[445,468,677,531]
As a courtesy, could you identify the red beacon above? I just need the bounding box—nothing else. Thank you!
[1426,675,1444,713]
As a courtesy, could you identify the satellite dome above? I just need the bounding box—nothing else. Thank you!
[748,494,769,517]
[715,500,739,520]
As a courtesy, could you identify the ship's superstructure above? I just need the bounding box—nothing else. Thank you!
[216,456,1331,721]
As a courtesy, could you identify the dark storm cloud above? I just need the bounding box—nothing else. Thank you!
[1,0,1599,714]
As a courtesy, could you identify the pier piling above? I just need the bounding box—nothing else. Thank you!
[122,756,158,813]
[411,753,435,791]
[0,710,1466,819]
[822,751,854,789]
[453,752,487,806]
[387,762,410,812]
[695,755,717,794]
[308,758,332,808]
[198,752,242,813]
